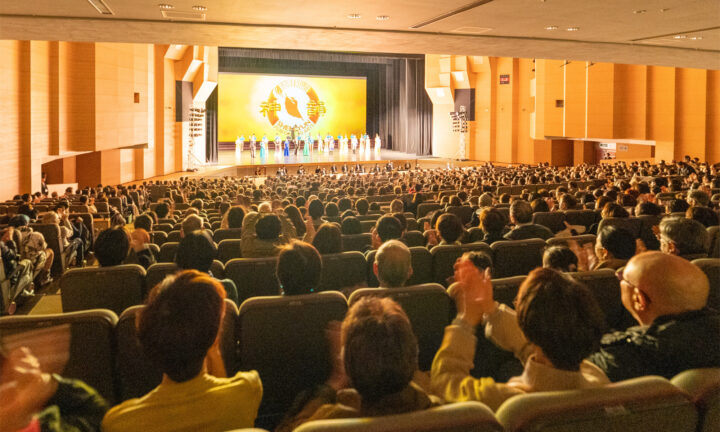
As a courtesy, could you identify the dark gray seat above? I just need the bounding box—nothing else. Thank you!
[490,239,545,278]
[431,243,493,286]
[319,251,367,292]
[672,368,720,432]
[225,257,280,304]
[218,239,243,263]
[569,269,634,331]
[341,233,372,252]
[61,264,146,315]
[213,228,243,243]
[158,241,179,262]
[692,258,720,311]
[145,260,225,291]
[532,211,566,233]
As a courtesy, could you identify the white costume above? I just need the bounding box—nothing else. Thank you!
[235,136,244,162]
[374,134,382,152]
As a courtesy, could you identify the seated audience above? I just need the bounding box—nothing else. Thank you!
[125,228,156,269]
[590,252,719,380]
[95,227,130,267]
[312,223,342,255]
[9,215,54,284]
[180,214,203,238]
[593,226,636,270]
[220,206,245,230]
[477,208,506,245]
[370,215,404,251]
[447,251,493,289]
[102,270,262,431]
[686,206,719,227]
[277,240,323,295]
[133,213,153,232]
[504,200,553,240]
[277,296,440,431]
[434,213,464,247]
[175,230,238,304]
[659,217,708,259]
[373,240,413,288]
[542,245,579,272]
[341,216,362,235]
[431,266,608,410]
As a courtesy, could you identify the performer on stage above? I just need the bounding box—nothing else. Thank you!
[235,135,244,161]
[294,136,300,156]
[316,133,322,153]
[283,136,290,157]
[374,133,382,153]
[274,134,281,158]
[303,135,310,156]
[350,134,358,154]
[249,133,257,159]
[260,135,268,159]
[329,133,336,152]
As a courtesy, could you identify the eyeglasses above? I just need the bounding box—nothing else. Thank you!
[615,268,637,289]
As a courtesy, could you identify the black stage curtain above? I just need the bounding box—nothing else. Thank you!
[218,48,432,156]
[206,86,219,163]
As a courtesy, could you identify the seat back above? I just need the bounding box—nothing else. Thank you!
[149,230,168,246]
[403,230,426,247]
[158,241,179,262]
[365,246,433,288]
[431,243,493,286]
[218,239,243,263]
[225,257,280,304]
[30,223,65,276]
[61,265,146,315]
[341,233,372,252]
[237,292,348,424]
[672,368,720,432]
[0,309,118,403]
[166,230,182,243]
[295,401,502,432]
[116,300,239,401]
[319,251,367,292]
[532,211,567,233]
[360,220,375,233]
[213,228,243,243]
[707,226,719,258]
[348,284,451,371]
[569,269,633,331]
[154,223,173,233]
[496,376,698,432]
[692,258,720,311]
[546,234,597,248]
[490,239,545,278]
[446,206,475,225]
[417,202,443,219]
[491,275,526,308]
[597,217,643,238]
[564,210,599,229]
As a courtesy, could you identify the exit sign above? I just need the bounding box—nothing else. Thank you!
[499,74,510,84]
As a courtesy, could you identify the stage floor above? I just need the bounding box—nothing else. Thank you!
[215,148,420,167]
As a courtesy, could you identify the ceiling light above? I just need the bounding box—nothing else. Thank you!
[673,35,687,39]
[566,27,579,31]
[158,4,174,9]
[347,13,362,19]
[689,36,703,40]
[87,0,114,15]
[376,15,390,21]
[660,8,670,12]
[544,25,558,30]
[192,5,206,11]
[633,9,646,14]
[174,44,183,49]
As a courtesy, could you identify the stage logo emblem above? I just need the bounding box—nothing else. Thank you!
[260,79,326,134]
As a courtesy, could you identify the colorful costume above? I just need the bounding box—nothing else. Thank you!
[283,139,290,157]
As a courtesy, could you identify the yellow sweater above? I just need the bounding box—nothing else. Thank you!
[102,371,262,432]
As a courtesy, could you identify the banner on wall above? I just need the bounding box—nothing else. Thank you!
[218,73,366,142]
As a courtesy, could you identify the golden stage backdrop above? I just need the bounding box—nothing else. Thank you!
[218,73,367,141]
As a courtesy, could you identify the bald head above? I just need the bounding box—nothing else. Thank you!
[374,240,412,288]
[623,251,709,324]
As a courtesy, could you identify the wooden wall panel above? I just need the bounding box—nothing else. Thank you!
[494,57,518,163]
[675,68,707,161]
[516,58,535,164]
[646,65,676,162]
[586,63,614,139]
[563,61,585,138]
[613,64,647,139]
[707,70,720,164]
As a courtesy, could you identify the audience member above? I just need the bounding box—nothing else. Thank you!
[370,215,404,250]
[373,240,412,288]
[9,215,54,285]
[95,227,130,267]
[542,245,578,272]
[175,230,238,304]
[504,200,553,240]
[312,223,342,255]
[659,217,708,259]
[277,240,323,295]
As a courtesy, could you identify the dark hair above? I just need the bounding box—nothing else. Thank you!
[308,199,324,219]
[543,246,578,272]
[436,213,464,243]
[227,206,245,229]
[530,198,549,213]
[9,214,30,228]
[686,206,719,228]
[666,199,690,214]
[95,226,130,267]
[375,215,403,243]
[277,241,322,295]
[342,297,418,402]
[176,230,217,273]
[341,216,362,235]
[324,202,340,217]
[516,268,605,371]
[479,208,505,234]
[312,223,342,254]
[510,200,533,224]
[134,214,153,232]
[597,226,636,260]
[155,202,170,218]
[138,270,226,382]
[284,205,306,237]
[355,198,369,215]
[256,213,282,240]
[635,201,663,216]
[601,202,629,219]
[463,251,493,275]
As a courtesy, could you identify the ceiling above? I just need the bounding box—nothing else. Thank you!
[1,0,718,69]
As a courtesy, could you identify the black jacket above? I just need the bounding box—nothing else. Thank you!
[590,308,720,382]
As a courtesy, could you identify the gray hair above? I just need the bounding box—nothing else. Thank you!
[375,240,412,288]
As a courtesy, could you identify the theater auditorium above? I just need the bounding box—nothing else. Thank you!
[0,1,719,431]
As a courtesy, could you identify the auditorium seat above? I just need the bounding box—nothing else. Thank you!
[144,260,225,290]
[217,239,243,263]
[116,300,239,401]
[569,269,634,331]
[154,223,174,233]
[546,234,597,248]
[490,239,545,278]
[61,265,145,315]
[0,309,118,403]
[348,283,451,371]
[69,212,95,248]
[406,217,419,232]
[417,202,442,218]
[318,251,367,292]
[706,226,719,258]
[360,220,375,233]
[158,241,179,262]
[403,230,426,247]
[149,230,168,246]
[211,220,222,231]
[166,230,182,243]
[224,257,280,304]
[365,246,433,288]
[564,209,599,229]
[357,214,381,222]
[532,211,567,233]
[446,206,475,225]
[295,401,502,432]
[496,376,698,432]
[31,223,69,276]
[467,227,484,243]
[491,275,526,308]
[691,258,720,311]
[431,243,493,286]
[671,368,720,432]
[341,233,372,252]
[214,228,243,243]
[237,292,348,428]
[597,217,643,238]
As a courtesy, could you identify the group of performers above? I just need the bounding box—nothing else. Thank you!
[234,133,382,161]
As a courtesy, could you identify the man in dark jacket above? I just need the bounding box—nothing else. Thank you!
[590,251,720,381]
[503,200,553,241]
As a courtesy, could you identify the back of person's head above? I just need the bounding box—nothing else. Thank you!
[375,215,404,243]
[516,268,605,371]
[374,240,412,288]
[390,199,404,213]
[191,198,204,211]
[284,204,306,237]
[155,202,170,218]
[666,199,690,214]
[601,202,630,219]
[686,206,719,228]
[181,214,203,235]
[277,241,322,295]
[341,216,362,235]
[542,245,578,272]
[596,226,636,260]
[308,199,324,219]
[134,213,153,232]
[95,226,130,267]
[138,270,226,382]
[462,251,493,274]
[355,198,369,215]
[510,200,533,224]
[478,193,493,208]
[176,230,217,273]
[659,217,708,256]
[478,207,505,234]
[635,201,663,216]
[312,223,342,254]
[342,296,418,402]
[227,206,245,229]
[9,214,30,228]
[256,213,282,241]
[687,190,710,207]
[436,213,464,243]
[324,202,339,217]
[530,198,549,213]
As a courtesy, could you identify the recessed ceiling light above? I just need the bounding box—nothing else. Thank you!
[633,9,646,14]
[544,25,558,30]
[689,36,703,40]
[192,5,206,11]
[347,13,362,19]
[376,15,390,21]
[673,34,687,39]
[660,8,670,12]
[174,44,183,49]
[566,27,580,31]
[158,3,174,9]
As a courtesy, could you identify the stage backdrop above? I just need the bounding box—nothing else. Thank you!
[218,73,366,142]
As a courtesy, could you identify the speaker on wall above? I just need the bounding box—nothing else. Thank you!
[454,89,475,121]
